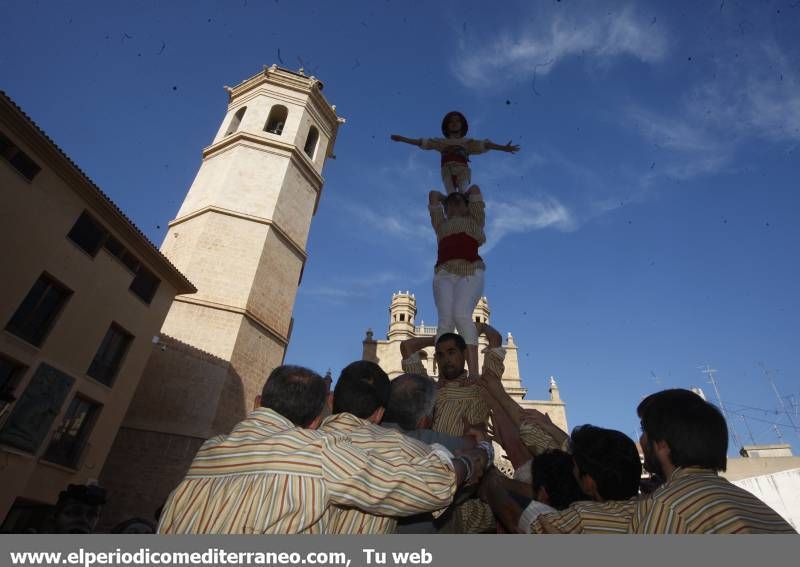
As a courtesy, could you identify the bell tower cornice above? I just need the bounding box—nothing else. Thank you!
[225,65,345,158]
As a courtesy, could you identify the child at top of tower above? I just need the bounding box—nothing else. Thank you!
[391,111,520,194]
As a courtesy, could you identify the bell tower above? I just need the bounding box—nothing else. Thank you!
[388,291,417,340]
[472,296,490,325]
[99,66,344,528]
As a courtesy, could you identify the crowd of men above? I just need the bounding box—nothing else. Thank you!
[30,324,797,535]
[150,322,796,535]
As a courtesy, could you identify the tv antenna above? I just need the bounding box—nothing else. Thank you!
[699,365,743,451]
[759,363,799,439]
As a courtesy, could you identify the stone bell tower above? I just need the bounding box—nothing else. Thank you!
[99,66,344,528]
[388,291,417,340]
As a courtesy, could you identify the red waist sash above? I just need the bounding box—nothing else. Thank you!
[436,233,482,266]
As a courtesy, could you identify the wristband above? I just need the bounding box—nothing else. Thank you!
[453,455,473,483]
[477,441,494,469]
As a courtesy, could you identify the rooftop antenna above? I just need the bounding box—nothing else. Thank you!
[699,364,743,451]
[772,424,784,443]
[739,415,756,446]
[759,364,799,439]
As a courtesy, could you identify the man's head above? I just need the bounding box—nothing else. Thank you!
[259,365,327,428]
[531,450,587,511]
[435,333,467,380]
[637,389,728,478]
[332,361,390,423]
[444,192,469,218]
[569,425,642,502]
[383,373,437,430]
[51,484,106,534]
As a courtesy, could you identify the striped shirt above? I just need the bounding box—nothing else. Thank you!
[319,412,455,534]
[630,467,797,534]
[429,194,486,276]
[529,500,638,534]
[401,347,505,436]
[403,347,506,533]
[518,419,569,456]
[157,408,456,534]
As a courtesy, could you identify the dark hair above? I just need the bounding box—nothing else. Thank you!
[444,191,469,213]
[441,111,468,137]
[637,389,728,472]
[532,450,586,510]
[383,373,436,430]
[110,517,156,534]
[435,332,466,352]
[260,365,327,427]
[332,361,390,419]
[56,484,107,511]
[570,425,641,501]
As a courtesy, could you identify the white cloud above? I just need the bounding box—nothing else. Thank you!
[484,196,576,254]
[628,107,721,154]
[686,42,800,144]
[453,4,668,88]
[625,41,800,182]
[338,201,432,243]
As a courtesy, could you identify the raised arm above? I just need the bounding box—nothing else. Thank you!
[390,134,423,147]
[475,322,504,380]
[485,139,520,153]
[479,468,527,533]
[400,335,435,360]
[428,190,446,231]
[464,185,485,228]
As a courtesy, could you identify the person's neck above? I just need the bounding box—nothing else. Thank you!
[663,462,678,480]
[440,370,469,386]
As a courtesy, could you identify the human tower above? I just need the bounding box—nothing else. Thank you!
[391,112,519,379]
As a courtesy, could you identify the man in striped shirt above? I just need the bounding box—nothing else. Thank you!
[631,389,796,534]
[319,360,491,534]
[401,323,506,533]
[525,425,643,534]
[157,365,479,534]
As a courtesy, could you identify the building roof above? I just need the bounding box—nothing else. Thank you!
[0,90,196,295]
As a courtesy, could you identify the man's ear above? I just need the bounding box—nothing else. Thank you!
[653,439,673,473]
[580,474,601,502]
[416,414,433,430]
[253,395,261,410]
[368,406,385,424]
[653,439,670,459]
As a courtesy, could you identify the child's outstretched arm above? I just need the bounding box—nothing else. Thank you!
[484,139,520,153]
[390,134,423,147]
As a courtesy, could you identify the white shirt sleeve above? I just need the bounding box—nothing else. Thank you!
[518,500,557,533]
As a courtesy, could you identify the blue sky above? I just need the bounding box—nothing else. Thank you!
[3,0,798,454]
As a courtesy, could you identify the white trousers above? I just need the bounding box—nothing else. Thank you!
[433,268,484,345]
[441,162,472,194]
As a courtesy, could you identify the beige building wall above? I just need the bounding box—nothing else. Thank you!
[99,66,344,528]
[0,93,195,526]
[362,293,568,432]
